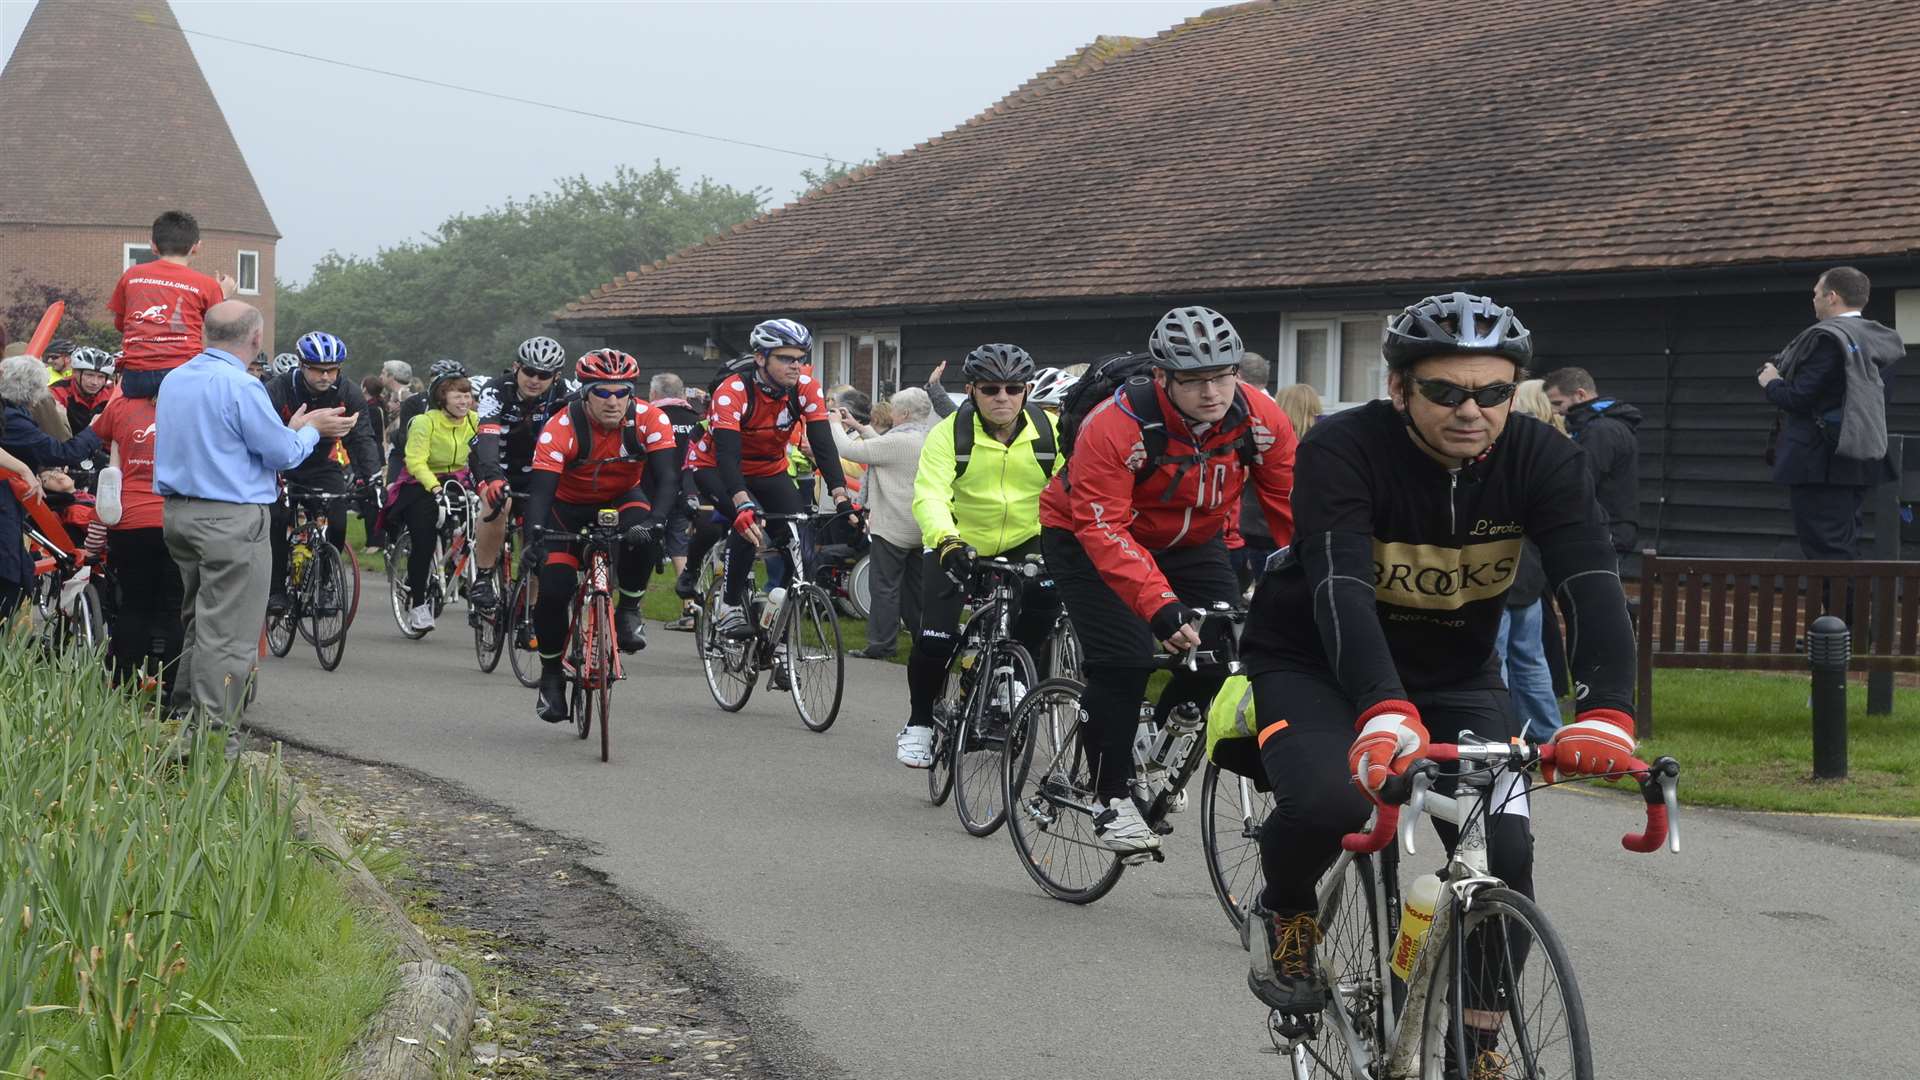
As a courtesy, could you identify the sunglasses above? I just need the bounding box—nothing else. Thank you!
[589,386,633,400]
[974,384,1027,397]
[1412,377,1516,409]
[519,367,557,381]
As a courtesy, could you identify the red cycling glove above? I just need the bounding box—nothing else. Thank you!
[1544,708,1637,781]
[1346,700,1428,806]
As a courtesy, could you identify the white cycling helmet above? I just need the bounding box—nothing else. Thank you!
[1029,367,1079,408]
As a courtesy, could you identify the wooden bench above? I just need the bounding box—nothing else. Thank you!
[1635,553,1920,734]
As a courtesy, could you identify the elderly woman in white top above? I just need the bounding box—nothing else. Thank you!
[828,386,936,659]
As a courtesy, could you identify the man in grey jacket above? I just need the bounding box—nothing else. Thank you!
[829,387,934,658]
[1758,266,1905,560]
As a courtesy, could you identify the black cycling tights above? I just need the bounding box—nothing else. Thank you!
[722,473,803,607]
[1252,670,1535,917]
[532,495,657,662]
[1078,662,1229,803]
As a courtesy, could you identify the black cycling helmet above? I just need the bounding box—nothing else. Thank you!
[1148,307,1243,371]
[45,338,77,359]
[961,343,1035,384]
[1382,293,1532,370]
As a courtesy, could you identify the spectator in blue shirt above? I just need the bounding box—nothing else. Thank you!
[156,301,355,725]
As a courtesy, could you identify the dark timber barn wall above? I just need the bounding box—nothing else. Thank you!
[562,264,1920,563]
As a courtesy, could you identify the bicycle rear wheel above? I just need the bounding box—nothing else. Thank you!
[1288,849,1394,1079]
[698,569,756,711]
[954,640,1035,837]
[1003,678,1125,904]
[387,529,425,639]
[1201,761,1272,933]
[1419,887,1592,1080]
[309,545,349,671]
[787,584,843,732]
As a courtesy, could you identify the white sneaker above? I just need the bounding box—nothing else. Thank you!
[1093,797,1160,852]
[896,725,935,769]
[408,603,436,633]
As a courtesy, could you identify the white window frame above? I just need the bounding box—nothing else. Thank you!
[811,329,901,402]
[1278,311,1394,410]
[122,243,156,271]
[236,250,260,295]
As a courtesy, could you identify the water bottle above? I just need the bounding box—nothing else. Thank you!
[761,586,787,630]
[1389,873,1443,981]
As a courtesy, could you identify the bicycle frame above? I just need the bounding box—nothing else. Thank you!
[566,510,627,687]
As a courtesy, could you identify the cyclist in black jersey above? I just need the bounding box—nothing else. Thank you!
[469,337,577,610]
[1237,293,1639,1030]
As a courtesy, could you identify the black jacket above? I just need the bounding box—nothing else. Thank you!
[1563,398,1640,554]
[1242,402,1634,717]
[1766,317,1903,488]
[266,370,382,484]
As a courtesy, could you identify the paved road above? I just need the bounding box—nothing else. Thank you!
[247,597,1920,1079]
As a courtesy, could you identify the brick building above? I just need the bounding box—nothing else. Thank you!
[0,0,279,346]
[553,0,1920,559]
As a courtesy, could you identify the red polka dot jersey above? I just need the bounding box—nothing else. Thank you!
[705,371,826,478]
[532,400,677,505]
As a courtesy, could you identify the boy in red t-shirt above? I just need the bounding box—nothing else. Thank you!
[91,390,184,699]
[108,210,233,399]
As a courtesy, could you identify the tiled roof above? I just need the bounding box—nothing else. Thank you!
[0,0,279,237]
[558,0,1920,324]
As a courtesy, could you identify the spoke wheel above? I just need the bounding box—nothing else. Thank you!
[580,594,614,762]
[506,577,541,687]
[698,567,756,711]
[955,640,1035,837]
[340,542,362,629]
[1002,678,1125,904]
[387,528,425,639]
[266,602,297,657]
[844,553,871,620]
[927,610,990,807]
[787,585,843,732]
[1201,761,1273,933]
[308,545,349,671]
[1287,849,1393,1078]
[473,567,506,673]
[1420,887,1592,1080]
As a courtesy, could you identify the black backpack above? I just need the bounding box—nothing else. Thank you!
[1061,352,1258,500]
[951,400,1058,481]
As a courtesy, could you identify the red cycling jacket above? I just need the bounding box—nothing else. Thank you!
[1039,380,1297,621]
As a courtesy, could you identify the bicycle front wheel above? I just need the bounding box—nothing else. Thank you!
[928,608,993,807]
[387,529,424,639]
[506,576,540,687]
[583,593,614,763]
[266,604,297,657]
[1200,761,1272,933]
[1291,849,1394,1079]
[1002,678,1124,904]
[786,584,842,732]
[474,569,506,673]
[954,640,1035,837]
[309,545,349,671]
[1418,887,1592,1080]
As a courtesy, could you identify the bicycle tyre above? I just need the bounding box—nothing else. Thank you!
[1002,677,1125,904]
[1418,887,1593,1080]
[588,594,614,762]
[310,545,349,671]
[698,566,756,712]
[787,584,843,732]
[474,568,506,673]
[928,607,993,807]
[573,592,600,743]
[341,542,362,630]
[1290,849,1393,1078]
[266,605,297,657]
[1200,761,1273,933]
[505,576,541,687]
[387,529,425,639]
[954,639,1035,837]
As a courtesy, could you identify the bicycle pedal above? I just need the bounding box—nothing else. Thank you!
[1150,819,1174,836]
[1120,850,1161,867]
[1268,1009,1316,1042]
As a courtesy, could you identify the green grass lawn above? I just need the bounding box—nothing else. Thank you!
[1638,669,1919,817]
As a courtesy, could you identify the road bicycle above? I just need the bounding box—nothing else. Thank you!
[388,478,480,639]
[697,510,845,732]
[265,487,361,671]
[532,509,635,763]
[926,554,1053,838]
[469,497,522,674]
[23,519,104,655]
[1003,604,1247,904]
[1265,737,1681,1080]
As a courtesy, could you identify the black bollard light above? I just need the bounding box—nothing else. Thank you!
[1808,614,1849,780]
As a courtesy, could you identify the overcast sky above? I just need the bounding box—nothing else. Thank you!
[1,1,1208,285]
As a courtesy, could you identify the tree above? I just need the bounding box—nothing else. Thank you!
[798,149,887,195]
[274,164,764,375]
[2,278,120,352]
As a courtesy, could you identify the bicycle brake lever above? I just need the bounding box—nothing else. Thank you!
[1400,766,1433,856]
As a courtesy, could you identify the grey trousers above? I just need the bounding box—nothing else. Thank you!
[164,497,271,723]
[866,535,923,653]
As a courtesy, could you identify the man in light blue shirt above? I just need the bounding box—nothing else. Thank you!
[157,301,355,724]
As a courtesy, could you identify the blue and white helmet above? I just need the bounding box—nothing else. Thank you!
[268,352,300,376]
[748,318,812,355]
[295,331,348,365]
[516,336,567,374]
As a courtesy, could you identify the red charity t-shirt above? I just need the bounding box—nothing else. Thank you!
[532,401,677,506]
[706,371,825,478]
[108,260,225,372]
[89,391,164,530]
